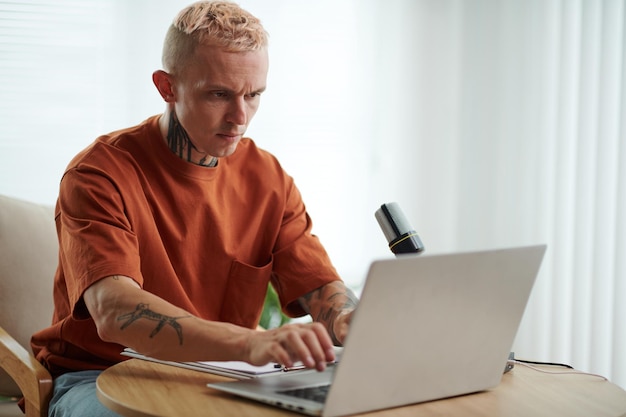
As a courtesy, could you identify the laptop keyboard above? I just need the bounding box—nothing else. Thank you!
[278,384,331,403]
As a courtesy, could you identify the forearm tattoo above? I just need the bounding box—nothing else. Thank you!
[166,112,217,167]
[117,303,191,345]
[299,282,358,345]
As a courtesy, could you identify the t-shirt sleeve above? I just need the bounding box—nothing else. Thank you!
[57,166,143,318]
[270,177,342,317]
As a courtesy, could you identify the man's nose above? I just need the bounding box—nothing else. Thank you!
[226,97,247,125]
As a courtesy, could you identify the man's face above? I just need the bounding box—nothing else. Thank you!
[170,45,268,158]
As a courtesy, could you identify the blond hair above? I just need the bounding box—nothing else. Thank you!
[162,1,268,74]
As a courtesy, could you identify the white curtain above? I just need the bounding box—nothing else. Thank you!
[381,0,625,387]
[499,0,626,388]
[347,0,625,387]
[0,0,624,389]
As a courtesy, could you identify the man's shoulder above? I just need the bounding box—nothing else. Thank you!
[232,138,282,168]
[66,116,160,171]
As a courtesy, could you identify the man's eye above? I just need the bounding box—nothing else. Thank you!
[212,91,228,98]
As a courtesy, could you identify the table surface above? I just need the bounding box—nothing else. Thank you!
[96,358,626,417]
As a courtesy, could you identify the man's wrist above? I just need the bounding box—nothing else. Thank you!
[330,309,353,346]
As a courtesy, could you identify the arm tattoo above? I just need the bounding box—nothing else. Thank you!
[117,303,191,345]
[299,283,358,345]
[167,112,217,167]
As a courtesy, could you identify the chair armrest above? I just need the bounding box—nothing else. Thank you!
[0,326,52,417]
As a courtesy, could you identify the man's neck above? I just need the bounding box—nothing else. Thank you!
[161,112,218,167]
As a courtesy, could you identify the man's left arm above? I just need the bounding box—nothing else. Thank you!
[299,281,358,346]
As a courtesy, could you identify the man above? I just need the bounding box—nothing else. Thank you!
[31,2,357,416]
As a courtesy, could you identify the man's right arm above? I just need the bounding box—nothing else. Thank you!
[83,275,335,370]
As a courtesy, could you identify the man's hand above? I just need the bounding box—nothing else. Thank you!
[245,322,336,371]
[84,276,345,370]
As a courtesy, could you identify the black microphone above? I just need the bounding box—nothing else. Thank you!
[375,202,425,256]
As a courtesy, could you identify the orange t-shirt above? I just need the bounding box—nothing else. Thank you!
[32,115,341,377]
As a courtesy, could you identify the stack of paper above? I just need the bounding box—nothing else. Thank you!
[121,348,342,379]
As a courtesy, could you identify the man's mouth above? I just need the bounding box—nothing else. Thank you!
[217,132,243,143]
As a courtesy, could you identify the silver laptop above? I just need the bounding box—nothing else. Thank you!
[208,245,547,417]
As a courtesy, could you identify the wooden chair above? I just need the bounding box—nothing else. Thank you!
[0,195,56,417]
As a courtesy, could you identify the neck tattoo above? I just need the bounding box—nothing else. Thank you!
[166,114,218,167]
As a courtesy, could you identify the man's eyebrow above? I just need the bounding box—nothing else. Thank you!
[201,84,266,94]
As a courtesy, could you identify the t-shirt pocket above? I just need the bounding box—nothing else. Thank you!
[219,257,273,328]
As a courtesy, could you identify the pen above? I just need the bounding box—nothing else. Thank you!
[282,364,307,372]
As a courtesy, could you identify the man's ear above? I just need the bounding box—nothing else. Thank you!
[153,70,175,102]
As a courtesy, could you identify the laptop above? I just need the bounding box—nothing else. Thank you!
[208,245,547,417]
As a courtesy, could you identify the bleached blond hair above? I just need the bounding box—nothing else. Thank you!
[162,1,268,74]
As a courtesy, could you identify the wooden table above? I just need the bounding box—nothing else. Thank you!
[97,358,626,417]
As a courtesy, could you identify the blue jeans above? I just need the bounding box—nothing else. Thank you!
[48,370,122,417]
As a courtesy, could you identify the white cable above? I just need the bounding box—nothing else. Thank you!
[509,360,608,381]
